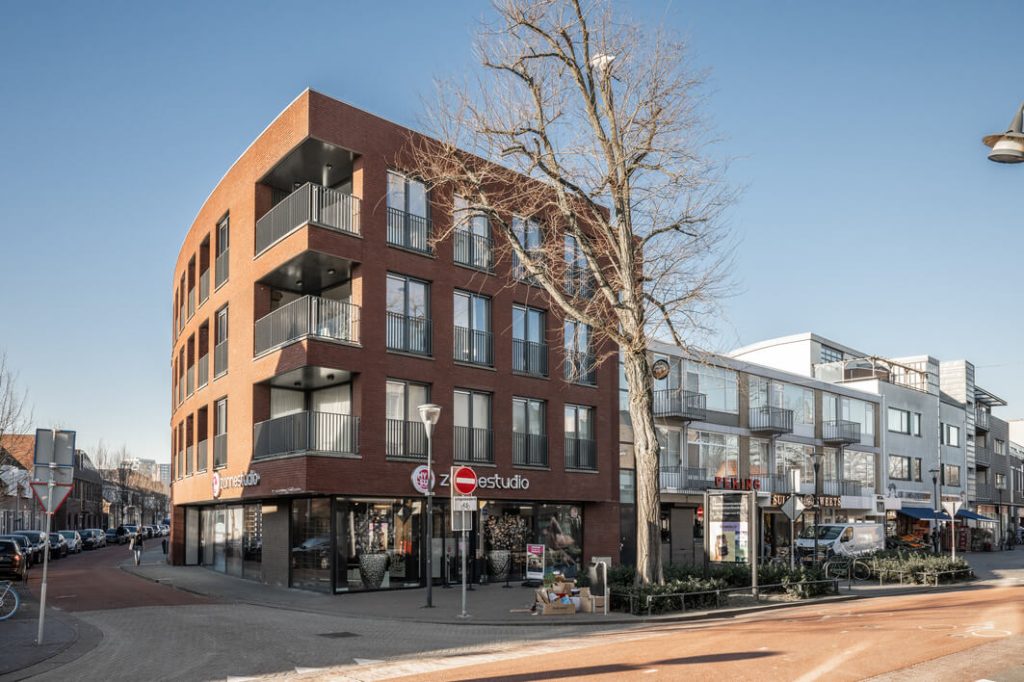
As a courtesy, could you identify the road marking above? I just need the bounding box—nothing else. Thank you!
[295,667,327,674]
[918,624,956,631]
[354,658,385,666]
[642,669,658,674]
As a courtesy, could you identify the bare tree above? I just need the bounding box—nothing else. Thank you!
[0,350,31,445]
[410,0,732,584]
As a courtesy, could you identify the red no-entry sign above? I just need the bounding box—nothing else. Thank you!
[452,466,477,495]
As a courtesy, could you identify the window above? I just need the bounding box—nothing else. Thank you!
[911,412,922,437]
[513,397,547,466]
[941,423,960,447]
[749,438,770,476]
[823,396,875,443]
[453,291,492,365]
[453,195,491,270]
[564,319,595,384]
[214,306,228,376]
[912,457,922,482]
[995,473,1006,489]
[512,304,547,376]
[888,455,911,481]
[844,451,875,489]
[512,216,543,282]
[386,274,431,354]
[214,398,228,469]
[215,214,229,287]
[942,464,960,487]
[564,405,596,470]
[820,344,843,363]
[888,407,911,434]
[454,389,492,463]
[564,234,592,297]
[690,430,740,479]
[685,363,738,414]
[385,380,429,458]
[386,172,430,253]
[750,378,814,426]
[774,441,815,484]
[995,438,1006,455]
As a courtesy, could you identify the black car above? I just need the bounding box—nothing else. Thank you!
[0,535,34,569]
[48,533,68,559]
[0,538,28,581]
[18,530,48,561]
[81,529,106,549]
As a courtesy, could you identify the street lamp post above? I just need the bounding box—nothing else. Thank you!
[983,102,1024,163]
[418,403,442,608]
[811,451,823,565]
[929,468,940,553]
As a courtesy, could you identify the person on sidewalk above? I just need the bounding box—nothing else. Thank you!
[130,530,144,566]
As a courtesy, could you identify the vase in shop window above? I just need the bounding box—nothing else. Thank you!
[487,549,511,581]
[358,552,389,589]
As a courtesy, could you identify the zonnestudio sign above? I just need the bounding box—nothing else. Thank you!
[437,472,531,491]
[212,471,261,498]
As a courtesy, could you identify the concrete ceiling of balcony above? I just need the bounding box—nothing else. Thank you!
[267,366,353,390]
[258,251,353,295]
[261,137,355,193]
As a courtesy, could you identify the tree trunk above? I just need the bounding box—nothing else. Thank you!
[623,348,664,586]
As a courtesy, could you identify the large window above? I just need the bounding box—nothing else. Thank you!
[386,172,430,253]
[564,319,594,384]
[911,412,921,437]
[942,464,961,487]
[888,408,911,434]
[385,380,429,458]
[213,398,227,469]
[774,441,814,484]
[290,498,332,592]
[820,345,843,363]
[215,214,229,287]
[941,423,960,447]
[563,234,592,296]
[686,364,738,414]
[656,426,683,469]
[994,439,1006,455]
[564,405,596,470]
[995,472,1007,489]
[453,195,491,270]
[513,397,547,466]
[825,395,875,444]
[453,291,492,365]
[512,216,543,282]
[844,451,875,489]
[512,304,547,376]
[454,389,492,463]
[386,274,431,354]
[888,454,911,481]
[749,378,814,427]
[688,430,739,479]
[749,438,770,476]
[214,305,228,376]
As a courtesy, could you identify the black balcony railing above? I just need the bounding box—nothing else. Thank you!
[386,312,432,355]
[213,433,227,469]
[748,406,794,434]
[453,326,493,366]
[454,230,493,271]
[564,436,597,471]
[385,419,427,459]
[254,296,360,355]
[652,389,707,421]
[256,183,361,255]
[822,419,861,445]
[454,426,494,464]
[975,447,992,466]
[564,350,596,385]
[512,339,548,377]
[196,439,208,472]
[512,432,548,467]
[659,466,711,491]
[215,249,229,288]
[253,411,359,460]
[387,206,431,254]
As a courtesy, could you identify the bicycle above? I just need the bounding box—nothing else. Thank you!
[824,557,872,581]
[0,581,20,621]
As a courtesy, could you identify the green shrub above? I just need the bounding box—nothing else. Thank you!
[865,551,973,584]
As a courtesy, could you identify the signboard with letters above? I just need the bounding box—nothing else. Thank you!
[705,490,754,564]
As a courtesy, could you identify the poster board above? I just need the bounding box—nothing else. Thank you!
[526,543,545,580]
[705,490,754,564]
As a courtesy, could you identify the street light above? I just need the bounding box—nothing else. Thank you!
[929,468,940,554]
[810,450,823,565]
[418,403,442,608]
[983,102,1024,163]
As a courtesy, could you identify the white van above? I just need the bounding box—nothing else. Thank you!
[796,522,884,559]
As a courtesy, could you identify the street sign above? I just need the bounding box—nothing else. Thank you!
[411,465,435,494]
[942,500,963,519]
[452,466,478,495]
[781,494,805,521]
[32,428,74,486]
[453,495,477,511]
[30,482,73,513]
[451,508,472,531]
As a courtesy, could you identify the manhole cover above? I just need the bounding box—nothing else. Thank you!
[318,632,359,639]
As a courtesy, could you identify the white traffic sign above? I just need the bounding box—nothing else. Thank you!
[451,508,472,532]
[942,500,963,519]
[453,496,477,511]
[30,483,73,514]
[780,494,805,521]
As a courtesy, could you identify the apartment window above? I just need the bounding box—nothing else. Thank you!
[823,396,875,443]
[215,214,229,287]
[512,397,547,466]
[941,423,960,447]
[564,234,593,297]
[888,407,911,434]
[385,380,429,459]
[213,398,227,469]
[564,319,595,385]
[386,274,431,355]
[453,291,492,366]
[453,195,491,270]
[995,473,1006,489]
[911,412,922,437]
[512,304,547,376]
[995,438,1006,455]
[214,305,228,376]
[749,438,770,476]
[750,378,814,426]
[386,171,430,253]
[942,464,960,487]
[844,451,875,490]
[912,457,922,482]
[888,455,911,481]
[691,430,740,480]
[564,405,596,470]
[454,389,492,463]
[686,363,738,414]
[820,345,843,364]
[512,216,543,282]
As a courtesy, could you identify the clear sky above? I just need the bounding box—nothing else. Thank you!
[1,1,1022,463]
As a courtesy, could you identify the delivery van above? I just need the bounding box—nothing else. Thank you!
[796,522,884,559]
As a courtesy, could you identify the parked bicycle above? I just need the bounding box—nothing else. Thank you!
[0,580,20,621]
[823,557,872,582]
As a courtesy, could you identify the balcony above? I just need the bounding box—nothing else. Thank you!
[513,339,548,377]
[256,183,361,256]
[454,230,492,271]
[822,419,860,446]
[214,340,228,376]
[185,445,194,475]
[751,473,794,493]
[659,466,712,492]
[196,439,208,472]
[512,432,548,467]
[186,365,195,396]
[255,296,360,356]
[565,265,594,298]
[564,436,597,471]
[453,326,493,366]
[976,447,992,467]
[215,249,229,288]
[454,426,494,464]
[748,406,794,435]
[821,479,863,497]
[653,389,707,421]
[197,354,209,389]
[199,270,209,304]
[386,312,431,356]
[213,433,227,469]
[564,350,596,385]
[253,411,359,460]
[975,481,994,501]
[385,419,427,459]
[387,206,431,254]
[976,409,990,432]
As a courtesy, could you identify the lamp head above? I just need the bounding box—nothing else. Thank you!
[983,102,1024,164]
[418,403,442,436]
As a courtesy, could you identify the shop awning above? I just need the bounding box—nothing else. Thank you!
[898,506,950,521]
[956,509,995,522]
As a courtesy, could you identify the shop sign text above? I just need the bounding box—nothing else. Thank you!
[212,471,261,498]
[438,472,531,491]
[714,476,761,491]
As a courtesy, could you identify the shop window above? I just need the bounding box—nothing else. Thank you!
[290,498,331,593]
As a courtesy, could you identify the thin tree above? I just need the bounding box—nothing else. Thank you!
[410,0,732,584]
[0,351,31,445]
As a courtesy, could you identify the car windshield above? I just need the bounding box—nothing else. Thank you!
[798,525,844,540]
[59,531,75,538]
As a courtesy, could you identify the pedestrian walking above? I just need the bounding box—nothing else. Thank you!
[130,530,144,566]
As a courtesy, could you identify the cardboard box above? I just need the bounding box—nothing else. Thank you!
[552,580,576,595]
[542,601,576,616]
[581,595,606,613]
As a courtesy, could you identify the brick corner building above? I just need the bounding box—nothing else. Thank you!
[169,89,620,592]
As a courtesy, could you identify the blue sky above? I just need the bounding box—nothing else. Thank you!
[1,1,1022,462]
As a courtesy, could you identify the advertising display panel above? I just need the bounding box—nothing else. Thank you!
[705,490,753,564]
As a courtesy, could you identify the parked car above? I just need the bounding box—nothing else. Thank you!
[159,525,170,536]
[796,522,885,560]
[19,531,48,561]
[0,535,34,569]
[123,525,138,540]
[105,528,124,545]
[0,538,28,581]
[58,530,83,554]
[81,529,106,550]
[48,533,68,559]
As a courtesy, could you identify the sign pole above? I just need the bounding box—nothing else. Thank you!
[790,512,795,571]
[750,491,758,598]
[37,464,54,645]
[460,517,469,619]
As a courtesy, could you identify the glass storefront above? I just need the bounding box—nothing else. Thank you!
[198,503,263,580]
[481,502,584,580]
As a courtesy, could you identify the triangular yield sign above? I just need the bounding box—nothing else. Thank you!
[30,482,73,514]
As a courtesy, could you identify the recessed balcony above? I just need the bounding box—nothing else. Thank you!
[255,295,360,356]
[256,182,361,255]
[253,411,359,460]
[748,406,794,435]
